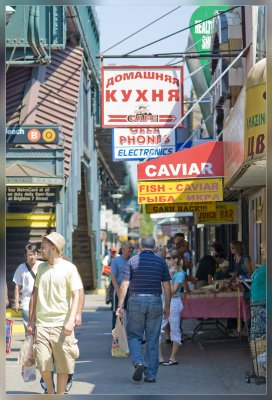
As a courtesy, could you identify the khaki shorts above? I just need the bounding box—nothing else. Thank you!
[34,326,79,374]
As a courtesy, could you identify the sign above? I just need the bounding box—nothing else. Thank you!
[223,88,245,184]
[146,202,216,214]
[138,178,223,204]
[6,186,57,202]
[102,66,184,128]
[137,141,223,181]
[6,125,60,145]
[190,6,229,86]
[245,60,266,162]
[195,202,237,224]
[112,127,177,161]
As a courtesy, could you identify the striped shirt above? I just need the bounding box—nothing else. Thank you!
[122,250,171,295]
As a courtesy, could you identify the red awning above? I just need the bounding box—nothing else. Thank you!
[137,141,224,181]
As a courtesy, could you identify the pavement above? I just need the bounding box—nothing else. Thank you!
[6,291,266,395]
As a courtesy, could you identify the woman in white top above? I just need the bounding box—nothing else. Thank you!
[159,249,190,366]
[13,243,42,334]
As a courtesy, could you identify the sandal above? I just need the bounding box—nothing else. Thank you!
[162,359,178,366]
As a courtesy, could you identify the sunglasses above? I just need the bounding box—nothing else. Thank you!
[165,256,173,260]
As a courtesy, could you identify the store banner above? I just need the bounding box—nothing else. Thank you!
[137,141,223,181]
[138,178,223,204]
[189,6,229,87]
[112,127,177,161]
[102,66,184,128]
[195,202,237,224]
[146,202,216,214]
[244,60,266,162]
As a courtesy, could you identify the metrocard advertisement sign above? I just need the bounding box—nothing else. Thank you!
[195,202,237,224]
[102,66,184,128]
[137,141,223,181]
[138,178,223,204]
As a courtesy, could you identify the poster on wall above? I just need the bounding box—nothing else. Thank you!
[102,66,184,128]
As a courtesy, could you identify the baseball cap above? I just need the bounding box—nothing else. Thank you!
[44,232,65,253]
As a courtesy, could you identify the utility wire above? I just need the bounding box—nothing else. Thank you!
[166,34,211,65]
[100,6,182,55]
[123,6,238,56]
[141,42,251,163]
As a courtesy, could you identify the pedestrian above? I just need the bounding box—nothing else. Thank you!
[116,236,171,383]
[159,249,190,366]
[13,243,42,335]
[229,240,253,279]
[193,255,217,288]
[39,252,85,394]
[6,283,9,307]
[27,232,83,395]
[110,241,133,329]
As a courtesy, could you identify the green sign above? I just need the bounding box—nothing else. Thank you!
[190,6,229,86]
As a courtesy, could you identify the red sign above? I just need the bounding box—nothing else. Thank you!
[102,66,184,128]
[137,141,224,181]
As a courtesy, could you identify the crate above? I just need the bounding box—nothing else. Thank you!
[245,302,266,384]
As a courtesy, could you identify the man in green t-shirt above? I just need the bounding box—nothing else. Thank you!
[28,232,83,395]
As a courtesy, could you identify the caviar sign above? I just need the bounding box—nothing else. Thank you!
[6,125,60,145]
[102,66,184,128]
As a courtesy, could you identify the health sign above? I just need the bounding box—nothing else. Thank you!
[195,202,237,224]
[145,202,216,214]
[102,66,184,128]
[112,127,177,161]
[138,178,223,204]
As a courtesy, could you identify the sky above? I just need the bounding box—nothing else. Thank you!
[94,5,197,96]
[94,6,198,190]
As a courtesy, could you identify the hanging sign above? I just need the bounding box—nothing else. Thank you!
[137,141,223,181]
[112,127,177,160]
[6,125,60,145]
[102,66,184,128]
[138,178,223,204]
[195,202,237,224]
[145,202,216,214]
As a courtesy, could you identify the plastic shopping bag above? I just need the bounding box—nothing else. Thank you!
[21,364,36,382]
[111,317,129,357]
[18,335,35,367]
[6,319,13,354]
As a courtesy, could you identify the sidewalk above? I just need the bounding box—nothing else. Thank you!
[6,292,266,395]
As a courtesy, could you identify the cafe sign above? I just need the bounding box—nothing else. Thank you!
[145,202,216,214]
[138,178,223,204]
[102,65,184,128]
[195,202,237,224]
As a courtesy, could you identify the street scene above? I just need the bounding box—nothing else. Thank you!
[5,3,267,396]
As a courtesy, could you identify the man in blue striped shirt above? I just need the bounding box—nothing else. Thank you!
[117,237,171,383]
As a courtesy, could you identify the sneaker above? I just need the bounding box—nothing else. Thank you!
[65,380,73,394]
[132,363,145,381]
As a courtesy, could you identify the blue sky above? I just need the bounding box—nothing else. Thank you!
[94,5,197,96]
[94,6,198,189]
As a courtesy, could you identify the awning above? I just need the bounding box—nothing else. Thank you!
[224,158,266,190]
[137,141,224,181]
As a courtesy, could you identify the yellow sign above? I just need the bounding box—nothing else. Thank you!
[146,202,216,214]
[245,83,266,161]
[195,202,237,224]
[138,179,223,204]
